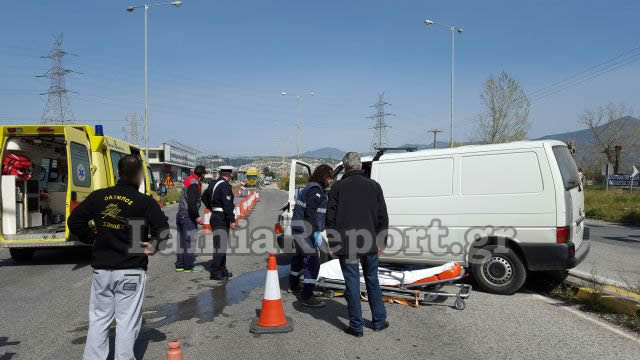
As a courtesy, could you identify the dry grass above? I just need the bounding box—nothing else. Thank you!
[585,188,640,225]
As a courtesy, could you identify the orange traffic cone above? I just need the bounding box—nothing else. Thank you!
[166,340,184,360]
[202,208,213,234]
[249,254,293,334]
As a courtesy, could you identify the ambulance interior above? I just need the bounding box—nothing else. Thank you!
[1,136,69,239]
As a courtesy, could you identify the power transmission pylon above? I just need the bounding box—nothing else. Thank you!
[37,33,80,124]
[427,129,443,149]
[127,113,140,145]
[367,92,395,150]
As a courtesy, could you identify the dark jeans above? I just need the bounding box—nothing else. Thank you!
[339,254,387,332]
[176,216,197,269]
[289,235,320,300]
[210,213,230,277]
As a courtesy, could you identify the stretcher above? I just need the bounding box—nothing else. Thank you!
[316,260,472,310]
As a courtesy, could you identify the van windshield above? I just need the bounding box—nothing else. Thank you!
[553,145,580,190]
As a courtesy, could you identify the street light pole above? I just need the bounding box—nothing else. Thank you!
[127,1,182,162]
[450,26,454,148]
[144,4,149,161]
[424,18,463,148]
[296,95,300,160]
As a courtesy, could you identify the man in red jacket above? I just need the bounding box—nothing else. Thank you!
[175,165,207,273]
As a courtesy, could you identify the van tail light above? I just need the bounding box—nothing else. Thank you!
[7,128,23,134]
[556,226,570,243]
[274,223,283,235]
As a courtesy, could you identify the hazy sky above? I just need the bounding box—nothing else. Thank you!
[1,0,639,156]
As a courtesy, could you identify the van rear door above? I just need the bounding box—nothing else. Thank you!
[552,145,584,249]
[64,127,93,223]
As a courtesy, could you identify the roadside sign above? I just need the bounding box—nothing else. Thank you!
[607,174,640,187]
[632,165,639,178]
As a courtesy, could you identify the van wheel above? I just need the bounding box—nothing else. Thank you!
[471,245,526,295]
[9,248,35,263]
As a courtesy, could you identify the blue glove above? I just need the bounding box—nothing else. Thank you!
[313,232,323,248]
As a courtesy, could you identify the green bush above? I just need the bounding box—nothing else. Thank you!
[585,188,640,225]
[161,187,181,204]
[278,176,308,190]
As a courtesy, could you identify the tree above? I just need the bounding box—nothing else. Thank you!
[474,72,530,144]
[579,102,637,173]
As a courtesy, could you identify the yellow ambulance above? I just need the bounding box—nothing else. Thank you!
[0,124,163,262]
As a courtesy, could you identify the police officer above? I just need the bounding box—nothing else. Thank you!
[289,164,333,307]
[202,165,235,280]
[68,155,170,359]
[175,165,206,273]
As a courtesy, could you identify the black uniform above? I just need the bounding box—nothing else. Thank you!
[68,180,170,270]
[201,176,235,278]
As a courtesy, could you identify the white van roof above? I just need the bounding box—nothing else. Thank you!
[359,140,566,162]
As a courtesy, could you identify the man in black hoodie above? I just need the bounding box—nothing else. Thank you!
[68,155,169,360]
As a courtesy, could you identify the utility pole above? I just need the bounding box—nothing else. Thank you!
[38,33,80,124]
[427,129,443,149]
[367,92,395,150]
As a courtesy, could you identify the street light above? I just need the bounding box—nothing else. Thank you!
[281,91,315,159]
[424,18,463,148]
[126,1,183,162]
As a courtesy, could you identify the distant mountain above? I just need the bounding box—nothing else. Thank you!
[299,147,346,160]
[534,116,640,145]
[397,141,449,150]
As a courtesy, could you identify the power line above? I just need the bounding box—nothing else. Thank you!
[367,92,395,150]
[37,33,81,124]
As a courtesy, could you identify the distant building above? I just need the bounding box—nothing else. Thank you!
[147,143,197,187]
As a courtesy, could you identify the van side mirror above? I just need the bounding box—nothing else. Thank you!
[159,185,168,196]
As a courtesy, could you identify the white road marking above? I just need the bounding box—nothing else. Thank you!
[531,293,640,344]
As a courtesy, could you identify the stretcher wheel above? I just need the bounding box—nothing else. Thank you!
[454,299,465,311]
[324,290,336,299]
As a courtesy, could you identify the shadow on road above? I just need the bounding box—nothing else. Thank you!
[0,336,20,360]
[0,247,91,269]
[292,299,350,331]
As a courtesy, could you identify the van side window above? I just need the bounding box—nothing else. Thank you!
[110,150,127,183]
[552,146,580,190]
[70,142,91,188]
[462,152,543,195]
[376,158,454,197]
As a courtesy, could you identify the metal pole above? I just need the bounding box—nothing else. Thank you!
[144,5,149,162]
[296,95,300,159]
[450,26,455,148]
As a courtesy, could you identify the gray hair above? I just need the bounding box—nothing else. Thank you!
[342,152,362,171]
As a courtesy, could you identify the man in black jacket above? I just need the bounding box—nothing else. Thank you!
[68,155,169,360]
[326,152,389,337]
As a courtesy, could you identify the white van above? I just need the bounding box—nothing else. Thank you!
[276,140,590,294]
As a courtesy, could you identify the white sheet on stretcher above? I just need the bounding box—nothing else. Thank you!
[317,259,457,286]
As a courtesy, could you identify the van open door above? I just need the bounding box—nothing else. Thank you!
[64,127,93,234]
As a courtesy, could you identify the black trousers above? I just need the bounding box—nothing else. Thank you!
[210,213,231,277]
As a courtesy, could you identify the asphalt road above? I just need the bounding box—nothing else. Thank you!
[575,219,640,286]
[1,189,639,359]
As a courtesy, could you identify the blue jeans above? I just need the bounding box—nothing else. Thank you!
[176,216,197,270]
[339,254,387,332]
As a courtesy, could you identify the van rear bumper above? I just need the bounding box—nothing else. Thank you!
[519,229,591,271]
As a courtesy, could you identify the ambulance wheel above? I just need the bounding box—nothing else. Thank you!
[10,248,35,263]
[471,245,526,295]
[454,299,465,310]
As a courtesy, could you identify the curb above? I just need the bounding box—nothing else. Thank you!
[565,272,640,317]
